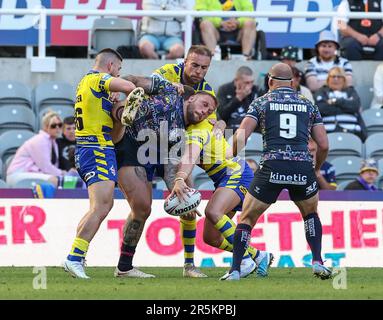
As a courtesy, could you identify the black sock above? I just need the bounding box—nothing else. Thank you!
[230,223,252,273]
[117,243,136,271]
[304,213,323,264]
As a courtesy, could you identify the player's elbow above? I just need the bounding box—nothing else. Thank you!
[125,81,136,94]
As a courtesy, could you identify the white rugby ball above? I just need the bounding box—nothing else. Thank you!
[164,189,202,217]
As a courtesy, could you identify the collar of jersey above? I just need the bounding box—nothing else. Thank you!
[87,69,100,75]
[272,86,295,93]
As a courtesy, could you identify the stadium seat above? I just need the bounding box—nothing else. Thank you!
[197,180,215,191]
[336,179,354,191]
[365,133,383,159]
[0,130,35,164]
[361,109,383,136]
[0,158,3,179]
[0,80,33,109]
[34,81,75,114]
[0,179,8,188]
[0,105,36,134]
[153,178,167,191]
[357,83,374,110]
[327,132,363,161]
[239,132,263,158]
[38,105,74,129]
[330,156,362,184]
[2,155,14,179]
[88,17,136,57]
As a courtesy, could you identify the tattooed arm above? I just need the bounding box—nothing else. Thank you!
[122,74,168,95]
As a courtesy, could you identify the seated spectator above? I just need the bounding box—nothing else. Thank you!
[345,158,380,190]
[57,116,76,171]
[314,66,367,141]
[336,0,383,60]
[370,62,383,109]
[195,0,256,60]
[308,138,337,190]
[291,66,314,104]
[138,0,187,59]
[245,158,258,173]
[261,46,304,95]
[280,45,301,68]
[305,30,353,92]
[6,111,65,187]
[217,66,260,132]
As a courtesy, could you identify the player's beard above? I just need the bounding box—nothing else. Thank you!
[185,103,200,125]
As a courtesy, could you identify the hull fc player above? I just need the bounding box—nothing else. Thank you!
[221,63,332,281]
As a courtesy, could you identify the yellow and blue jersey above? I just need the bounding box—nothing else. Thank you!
[75,70,114,148]
[186,120,253,209]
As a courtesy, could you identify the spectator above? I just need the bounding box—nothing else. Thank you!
[6,111,65,187]
[308,137,337,190]
[261,46,304,95]
[336,0,383,61]
[279,45,301,68]
[291,66,314,104]
[314,66,366,141]
[345,158,380,190]
[217,65,260,132]
[195,0,257,60]
[57,116,76,171]
[370,62,383,108]
[245,158,258,173]
[305,30,353,92]
[138,0,187,59]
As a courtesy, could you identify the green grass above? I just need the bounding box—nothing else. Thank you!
[0,267,382,300]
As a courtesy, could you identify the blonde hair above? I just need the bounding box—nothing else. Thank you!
[41,110,61,129]
[326,67,347,90]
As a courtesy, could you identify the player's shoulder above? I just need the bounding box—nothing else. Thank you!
[156,62,182,76]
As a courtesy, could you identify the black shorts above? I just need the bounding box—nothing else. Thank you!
[115,134,164,182]
[248,160,318,204]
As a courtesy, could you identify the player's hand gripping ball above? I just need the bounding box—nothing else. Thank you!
[164,189,202,217]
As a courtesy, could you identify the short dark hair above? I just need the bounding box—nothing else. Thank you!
[186,45,213,59]
[63,116,75,125]
[236,66,253,77]
[96,48,123,62]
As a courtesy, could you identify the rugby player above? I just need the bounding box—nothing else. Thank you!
[221,63,332,281]
[112,75,218,278]
[63,48,137,279]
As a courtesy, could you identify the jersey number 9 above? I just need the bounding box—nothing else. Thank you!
[279,113,297,139]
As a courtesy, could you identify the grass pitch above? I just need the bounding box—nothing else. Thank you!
[0,267,382,300]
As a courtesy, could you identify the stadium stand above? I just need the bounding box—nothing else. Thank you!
[361,109,383,136]
[0,105,36,134]
[193,172,211,189]
[0,130,35,164]
[365,133,383,159]
[0,80,33,110]
[88,17,136,58]
[12,178,55,189]
[378,158,383,189]
[327,132,363,161]
[336,179,354,191]
[37,105,74,130]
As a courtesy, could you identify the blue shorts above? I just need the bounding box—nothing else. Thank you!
[75,146,118,187]
[138,34,183,52]
[214,161,254,212]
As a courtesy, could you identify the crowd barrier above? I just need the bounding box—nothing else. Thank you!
[0,191,382,267]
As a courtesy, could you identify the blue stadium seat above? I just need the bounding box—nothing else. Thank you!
[0,105,36,134]
[330,156,362,184]
[197,180,215,191]
[336,180,354,191]
[38,105,74,129]
[365,133,383,159]
[361,109,383,136]
[239,132,263,158]
[88,17,136,57]
[0,179,8,189]
[0,130,35,164]
[327,132,363,161]
[0,80,33,109]
[34,81,75,114]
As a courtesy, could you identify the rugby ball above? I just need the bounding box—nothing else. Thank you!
[164,189,202,217]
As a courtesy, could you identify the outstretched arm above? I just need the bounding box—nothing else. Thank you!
[122,74,167,95]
